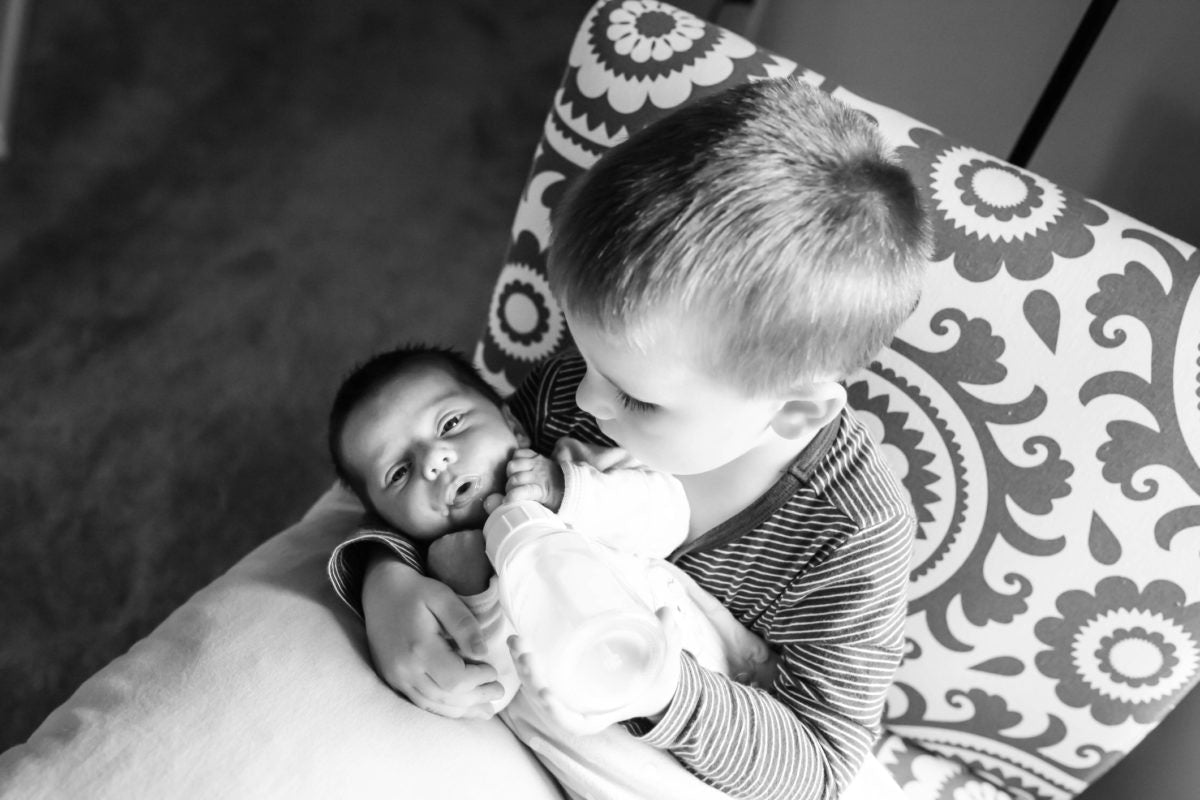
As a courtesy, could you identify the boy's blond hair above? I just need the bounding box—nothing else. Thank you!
[549,77,930,396]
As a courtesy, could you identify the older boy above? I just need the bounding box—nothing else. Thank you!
[347,77,928,800]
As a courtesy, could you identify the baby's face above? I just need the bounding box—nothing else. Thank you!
[341,364,519,539]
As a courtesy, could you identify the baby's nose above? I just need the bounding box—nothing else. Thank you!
[421,443,456,479]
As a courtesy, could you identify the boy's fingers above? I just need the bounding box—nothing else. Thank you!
[426,663,503,699]
[507,640,599,733]
[409,684,499,720]
[507,635,534,677]
[534,685,607,735]
[427,594,487,659]
[419,700,496,720]
[403,654,503,719]
[655,605,682,650]
[538,689,586,730]
[420,647,498,692]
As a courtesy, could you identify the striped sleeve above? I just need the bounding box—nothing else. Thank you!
[508,352,611,455]
[326,522,424,619]
[638,512,912,800]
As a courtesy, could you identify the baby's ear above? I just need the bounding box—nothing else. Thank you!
[502,404,532,447]
[769,382,847,440]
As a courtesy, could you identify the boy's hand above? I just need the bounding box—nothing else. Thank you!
[362,554,503,719]
[507,606,683,735]
[504,448,565,511]
[427,529,492,596]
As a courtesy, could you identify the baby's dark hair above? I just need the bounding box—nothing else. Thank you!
[550,76,930,394]
[327,344,503,506]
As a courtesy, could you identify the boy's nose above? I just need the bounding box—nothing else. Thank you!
[575,369,613,420]
[420,443,456,480]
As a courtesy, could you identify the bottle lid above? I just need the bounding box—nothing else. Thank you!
[483,500,561,566]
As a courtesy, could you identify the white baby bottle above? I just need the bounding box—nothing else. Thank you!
[483,500,667,717]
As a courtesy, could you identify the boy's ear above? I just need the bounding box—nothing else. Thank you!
[502,404,532,448]
[769,382,847,440]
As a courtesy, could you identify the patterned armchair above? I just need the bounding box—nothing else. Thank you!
[476,2,1200,798]
[3,3,1196,798]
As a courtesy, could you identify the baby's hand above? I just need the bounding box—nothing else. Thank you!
[427,529,492,596]
[504,448,565,511]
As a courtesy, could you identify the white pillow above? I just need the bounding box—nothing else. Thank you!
[0,485,563,800]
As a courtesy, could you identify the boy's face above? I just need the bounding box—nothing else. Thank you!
[566,310,784,476]
[340,363,521,539]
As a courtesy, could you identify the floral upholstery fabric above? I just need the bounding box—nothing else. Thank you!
[474,3,1200,799]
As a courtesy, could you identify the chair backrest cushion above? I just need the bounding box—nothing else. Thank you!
[475,3,1200,798]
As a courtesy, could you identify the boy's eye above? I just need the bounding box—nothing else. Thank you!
[616,390,657,414]
[386,463,409,488]
[440,414,463,435]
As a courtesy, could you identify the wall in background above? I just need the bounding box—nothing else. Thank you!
[733,0,1200,247]
[749,0,1089,160]
[1028,0,1200,245]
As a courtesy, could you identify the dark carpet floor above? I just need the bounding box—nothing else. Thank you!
[0,0,590,751]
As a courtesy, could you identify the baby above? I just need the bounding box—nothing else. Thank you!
[327,343,776,799]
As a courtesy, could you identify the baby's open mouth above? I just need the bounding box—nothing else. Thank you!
[444,474,482,508]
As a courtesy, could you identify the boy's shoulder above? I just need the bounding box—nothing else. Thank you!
[799,407,914,532]
[513,348,585,398]
[511,349,607,450]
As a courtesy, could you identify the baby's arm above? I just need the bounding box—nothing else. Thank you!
[503,437,689,558]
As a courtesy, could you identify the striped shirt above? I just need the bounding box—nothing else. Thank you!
[328,349,913,800]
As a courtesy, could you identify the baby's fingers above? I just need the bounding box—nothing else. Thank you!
[533,687,600,734]
[504,482,545,504]
[506,449,539,473]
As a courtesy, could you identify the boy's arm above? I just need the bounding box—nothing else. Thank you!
[327,520,424,617]
[634,515,912,800]
[428,533,522,715]
[327,523,503,720]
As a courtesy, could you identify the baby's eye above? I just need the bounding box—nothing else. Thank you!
[386,463,409,488]
[440,414,463,435]
[616,390,657,414]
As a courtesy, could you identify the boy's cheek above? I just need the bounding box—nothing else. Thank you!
[613,435,673,473]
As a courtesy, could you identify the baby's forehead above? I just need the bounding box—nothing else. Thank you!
[379,360,475,406]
